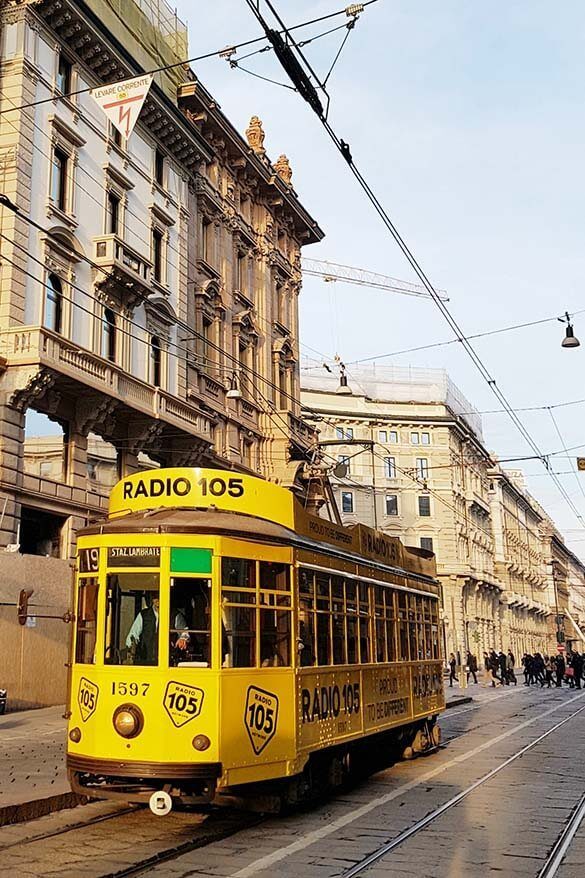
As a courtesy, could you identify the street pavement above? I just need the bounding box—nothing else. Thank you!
[1,678,584,876]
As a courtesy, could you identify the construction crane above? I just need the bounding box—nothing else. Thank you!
[301,258,449,302]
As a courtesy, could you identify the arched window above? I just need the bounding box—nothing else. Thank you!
[44,273,63,333]
[150,335,161,386]
[102,308,116,362]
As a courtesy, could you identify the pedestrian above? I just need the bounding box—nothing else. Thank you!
[543,656,553,688]
[448,652,458,687]
[488,650,502,687]
[522,653,532,686]
[533,653,546,686]
[506,649,517,685]
[498,650,509,685]
[483,651,490,672]
[571,651,583,690]
[466,651,478,684]
[555,653,565,687]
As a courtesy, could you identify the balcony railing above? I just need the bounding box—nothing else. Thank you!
[93,235,152,301]
[0,326,212,441]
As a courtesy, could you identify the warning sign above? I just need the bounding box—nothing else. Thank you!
[163,681,204,728]
[78,677,99,722]
[244,686,279,755]
[91,74,153,140]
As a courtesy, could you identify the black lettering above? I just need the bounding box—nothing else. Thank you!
[151,479,165,497]
[123,482,132,499]
[174,477,191,496]
[311,689,321,722]
[332,685,341,717]
[301,689,311,723]
[134,479,148,498]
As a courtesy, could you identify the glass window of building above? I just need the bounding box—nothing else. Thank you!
[341,491,354,513]
[421,432,430,445]
[44,273,63,333]
[416,457,429,479]
[379,430,387,443]
[107,191,120,235]
[102,308,116,362]
[56,53,72,94]
[420,537,434,552]
[51,147,68,212]
[410,431,419,445]
[418,495,431,517]
[385,456,396,478]
[385,494,398,516]
[150,335,161,386]
[154,148,165,186]
[152,228,163,282]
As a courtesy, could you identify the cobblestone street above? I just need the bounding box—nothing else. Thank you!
[1,685,583,877]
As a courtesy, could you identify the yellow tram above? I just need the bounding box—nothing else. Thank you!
[67,468,444,813]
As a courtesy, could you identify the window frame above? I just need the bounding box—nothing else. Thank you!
[44,272,63,334]
[385,493,398,516]
[418,495,432,517]
[385,456,396,478]
[341,490,354,513]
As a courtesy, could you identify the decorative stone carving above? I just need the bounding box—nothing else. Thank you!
[9,368,56,413]
[125,421,165,458]
[274,154,292,185]
[245,116,266,156]
[76,396,118,436]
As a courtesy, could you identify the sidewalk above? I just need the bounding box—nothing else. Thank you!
[0,705,82,826]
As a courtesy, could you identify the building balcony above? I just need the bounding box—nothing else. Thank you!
[93,235,153,307]
[1,326,213,445]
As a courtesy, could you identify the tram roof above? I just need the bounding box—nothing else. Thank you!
[79,507,437,588]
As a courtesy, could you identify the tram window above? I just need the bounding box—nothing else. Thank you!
[222,604,256,667]
[105,573,160,666]
[299,569,314,596]
[222,557,256,589]
[359,616,371,663]
[169,578,211,667]
[332,601,346,665]
[316,612,331,665]
[299,599,316,666]
[260,609,290,666]
[398,592,409,661]
[259,561,289,591]
[346,580,358,663]
[75,577,98,664]
[408,596,418,661]
[316,574,330,609]
[375,616,386,662]
[431,622,440,659]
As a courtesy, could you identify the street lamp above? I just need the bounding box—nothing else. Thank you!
[560,312,580,348]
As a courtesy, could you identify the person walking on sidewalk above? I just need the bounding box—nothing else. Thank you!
[522,653,532,685]
[448,653,458,687]
[466,651,478,684]
[571,651,583,689]
[488,650,502,687]
[555,653,566,687]
[543,655,553,688]
[506,650,517,685]
[498,651,509,685]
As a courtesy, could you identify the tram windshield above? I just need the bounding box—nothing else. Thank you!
[169,578,211,667]
[104,573,160,666]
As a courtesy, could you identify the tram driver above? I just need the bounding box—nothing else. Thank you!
[126,594,162,666]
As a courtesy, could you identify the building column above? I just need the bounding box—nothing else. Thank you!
[0,398,25,546]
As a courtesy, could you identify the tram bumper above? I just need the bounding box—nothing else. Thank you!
[67,754,222,805]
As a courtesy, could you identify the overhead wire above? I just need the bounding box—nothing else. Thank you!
[241,0,585,531]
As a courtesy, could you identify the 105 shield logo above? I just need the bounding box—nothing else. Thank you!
[244,686,279,755]
[163,681,204,728]
[78,677,98,722]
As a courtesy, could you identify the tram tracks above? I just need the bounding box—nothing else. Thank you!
[338,698,585,878]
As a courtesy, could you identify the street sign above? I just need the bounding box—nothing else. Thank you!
[557,643,566,653]
[577,457,585,471]
[91,74,153,140]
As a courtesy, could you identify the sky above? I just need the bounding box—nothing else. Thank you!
[169,0,585,556]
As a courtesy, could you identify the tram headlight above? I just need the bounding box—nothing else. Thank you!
[192,734,211,751]
[69,727,82,743]
[113,704,143,739]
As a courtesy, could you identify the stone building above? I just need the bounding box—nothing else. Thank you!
[0,0,323,559]
[302,366,504,659]
[302,365,585,659]
[488,466,550,656]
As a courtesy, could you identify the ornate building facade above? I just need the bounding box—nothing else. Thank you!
[0,0,323,557]
[302,366,585,659]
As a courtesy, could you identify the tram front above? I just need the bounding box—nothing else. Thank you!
[67,470,246,811]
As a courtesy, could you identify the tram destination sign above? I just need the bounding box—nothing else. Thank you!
[107,546,161,567]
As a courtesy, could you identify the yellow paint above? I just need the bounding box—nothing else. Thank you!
[68,469,444,799]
